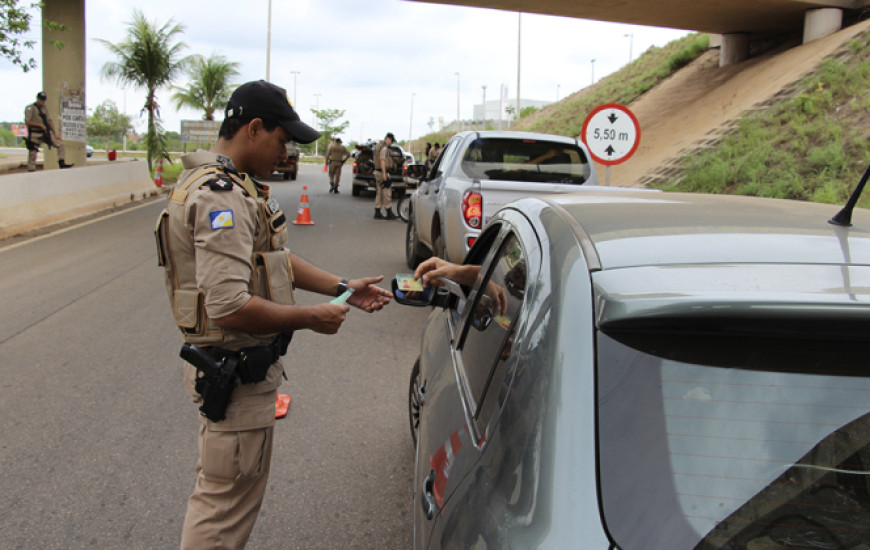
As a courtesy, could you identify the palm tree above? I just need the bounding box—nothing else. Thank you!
[171,53,241,121]
[96,9,192,170]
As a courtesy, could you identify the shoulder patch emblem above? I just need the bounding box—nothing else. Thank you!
[209,210,234,229]
[208,176,234,191]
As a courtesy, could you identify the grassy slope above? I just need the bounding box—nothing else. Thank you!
[657,29,870,206]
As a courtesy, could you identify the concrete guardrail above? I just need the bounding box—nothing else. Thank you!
[0,160,161,240]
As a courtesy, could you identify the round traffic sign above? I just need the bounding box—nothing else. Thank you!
[581,103,641,166]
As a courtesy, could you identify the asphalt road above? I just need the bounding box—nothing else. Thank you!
[0,163,425,548]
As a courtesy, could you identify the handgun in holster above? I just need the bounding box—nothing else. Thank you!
[180,343,238,422]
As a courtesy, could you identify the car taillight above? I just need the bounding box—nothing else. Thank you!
[353,162,358,174]
[463,192,482,229]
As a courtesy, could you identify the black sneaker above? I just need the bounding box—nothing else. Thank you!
[374,210,384,219]
[384,209,398,220]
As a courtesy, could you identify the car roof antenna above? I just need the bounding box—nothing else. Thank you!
[829,163,870,227]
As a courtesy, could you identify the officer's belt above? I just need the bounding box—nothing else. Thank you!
[201,332,292,384]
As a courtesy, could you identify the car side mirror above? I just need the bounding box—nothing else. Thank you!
[391,277,466,310]
[392,278,435,307]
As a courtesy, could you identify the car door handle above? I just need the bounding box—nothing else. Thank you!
[421,469,437,520]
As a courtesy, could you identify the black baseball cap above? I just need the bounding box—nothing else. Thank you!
[225,80,321,144]
[36,91,47,100]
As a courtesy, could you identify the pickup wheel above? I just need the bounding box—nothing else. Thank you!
[283,172,290,180]
[391,187,404,199]
[406,216,430,269]
[290,173,297,181]
[352,185,362,196]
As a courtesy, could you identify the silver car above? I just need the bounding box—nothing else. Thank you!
[406,130,599,269]
[397,189,870,549]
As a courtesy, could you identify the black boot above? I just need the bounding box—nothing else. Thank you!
[59,160,74,169]
[329,185,335,193]
[374,209,384,219]
[384,208,398,220]
[333,186,340,194]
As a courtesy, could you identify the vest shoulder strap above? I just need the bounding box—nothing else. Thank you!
[169,166,256,204]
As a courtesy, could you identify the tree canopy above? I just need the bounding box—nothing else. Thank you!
[86,100,134,148]
[97,9,192,170]
[1,0,67,72]
[171,53,240,121]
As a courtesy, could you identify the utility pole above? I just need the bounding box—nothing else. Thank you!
[454,72,460,130]
[265,0,272,81]
[409,92,415,157]
[290,70,300,106]
[516,12,522,121]
[313,93,321,157]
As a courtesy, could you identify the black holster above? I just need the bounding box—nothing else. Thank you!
[180,333,293,421]
[180,343,238,422]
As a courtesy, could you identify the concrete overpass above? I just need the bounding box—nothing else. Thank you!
[409,0,870,63]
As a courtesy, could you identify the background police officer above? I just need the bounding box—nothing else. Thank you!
[326,137,349,193]
[374,132,398,220]
[155,80,392,549]
[24,91,73,171]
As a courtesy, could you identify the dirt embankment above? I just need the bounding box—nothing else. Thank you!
[600,20,870,188]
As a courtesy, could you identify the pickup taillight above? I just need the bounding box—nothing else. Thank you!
[462,191,482,229]
[353,162,358,174]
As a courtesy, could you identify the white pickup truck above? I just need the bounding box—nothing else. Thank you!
[405,130,601,268]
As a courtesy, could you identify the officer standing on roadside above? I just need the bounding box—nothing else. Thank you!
[373,132,398,219]
[154,80,392,549]
[24,91,73,171]
[326,137,350,193]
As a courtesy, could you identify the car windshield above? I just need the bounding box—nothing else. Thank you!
[596,331,870,550]
[459,137,592,184]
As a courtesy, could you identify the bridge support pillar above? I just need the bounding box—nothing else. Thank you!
[803,8,842,44]
[40,0,87,170]
[719,33,750,66]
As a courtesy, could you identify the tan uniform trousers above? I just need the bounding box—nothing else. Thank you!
[180,362,281,549]
[328,161,344,187]
[27,132,65,171]
[374,173,392,210]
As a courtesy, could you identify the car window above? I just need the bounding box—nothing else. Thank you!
[457,233,526,420]
[597,331,870,550]
[459,137,591,184]
[428,139,460,181]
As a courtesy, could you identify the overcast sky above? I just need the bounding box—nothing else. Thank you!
[0,0,689,146]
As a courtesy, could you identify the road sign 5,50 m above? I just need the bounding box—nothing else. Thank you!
[581,103,641,166]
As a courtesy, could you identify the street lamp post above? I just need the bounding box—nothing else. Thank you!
[266,0,272,81]
[556,84,561,101]
[409,92,415,158]
[313,93,321,157]
[625,33,634,63]
[290,70,300,106]
[591,59,596,85]
[516,12,522,121]
[454,72,460,130]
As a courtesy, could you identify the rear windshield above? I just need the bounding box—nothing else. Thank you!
[459,137,591,184]
[597,332,870,550]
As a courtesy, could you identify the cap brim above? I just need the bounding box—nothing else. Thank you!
[282,120,321,144]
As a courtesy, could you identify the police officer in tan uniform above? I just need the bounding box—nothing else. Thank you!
[155,80,392,549]
[373,132,398,220]
[326,137,349,193]
[427,142,441,167]
[24,91,73,171]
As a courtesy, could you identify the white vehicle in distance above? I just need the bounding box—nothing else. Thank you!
[405,130,601,268]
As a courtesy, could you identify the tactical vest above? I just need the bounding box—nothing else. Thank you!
[373,141,395,171]
[155,162,295,348]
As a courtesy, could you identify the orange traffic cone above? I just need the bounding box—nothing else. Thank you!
[153,160,163,187]
[275,393,291,419]
[293,186,314,225]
